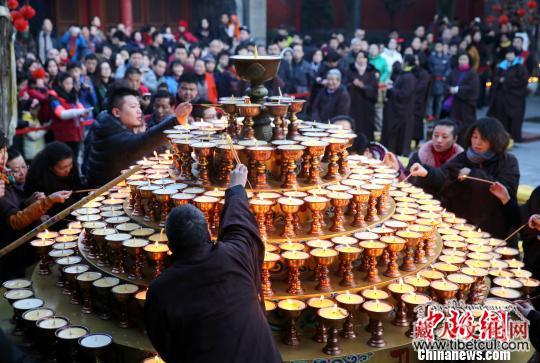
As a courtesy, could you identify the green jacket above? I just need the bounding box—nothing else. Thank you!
[369,55,389,84]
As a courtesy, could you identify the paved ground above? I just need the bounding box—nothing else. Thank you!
[477,96,540,187]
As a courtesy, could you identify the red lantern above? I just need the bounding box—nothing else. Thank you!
[20,5,36,19]
[486,15,495,24]
[10,10,23,21]
[492,3,502,13]
[527,1,537,9]
[517,8,526,17]
[498,15,509,24]
[7,0,19,10]
[14,18,29,32]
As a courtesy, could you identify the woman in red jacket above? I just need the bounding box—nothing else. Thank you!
[49,72,91,157]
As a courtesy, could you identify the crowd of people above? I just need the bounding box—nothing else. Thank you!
[0,9,540,363]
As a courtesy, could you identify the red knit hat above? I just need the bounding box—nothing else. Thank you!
[178,19,189,28]
[31,68,47,80]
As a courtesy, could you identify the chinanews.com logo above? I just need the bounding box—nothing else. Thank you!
[410,300,530,361]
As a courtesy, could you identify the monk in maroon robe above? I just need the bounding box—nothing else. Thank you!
[145,164,281,363]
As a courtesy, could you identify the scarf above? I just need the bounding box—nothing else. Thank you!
[498,57,524,70]
[432,143,459,167]
[466,147,496,164]
[53,84,78,104]
[458,64,470,72]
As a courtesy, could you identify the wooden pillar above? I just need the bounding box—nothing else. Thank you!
[120,0,133,33]
[0,1,16,141]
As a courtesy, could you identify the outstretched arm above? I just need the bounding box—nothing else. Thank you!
[217,164,262,252]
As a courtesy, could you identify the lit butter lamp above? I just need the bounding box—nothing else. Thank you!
[518,277,540,299]
[278,299,306,346]
[490,286,521,301]
[307,296,335,343]
[402,292,431,338]
[55,325,89,362]
[359,240,387,283]
[335,245,362,287]
[310,247,338,292]
[461,266,489,304]
[335,291,364,339]
[430,278,459,304]
[396,230,422,272]
[262,251,280,297]
[144,242,170,278]
[447,273,475,301]
[318,304,349,355]
[362,299,393,347]
[281,250,309,295]
[388,278,415,327]
[30,238,55,275]
[404,272,430,293]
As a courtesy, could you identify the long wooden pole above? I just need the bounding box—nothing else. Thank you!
[0,165,142,258]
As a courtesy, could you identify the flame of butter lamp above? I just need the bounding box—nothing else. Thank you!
[328,192,352,232]
[217,144,245,186]
[262,251,280,297]
[277,145,305,188]
[30,238,55,275]
[111,284,139,328]
[335,245,362,287]
[318,304,349,355]
[348,188,370,227]
[380,235,406,278]
[322,138,347,180]
[278,298,306,346]
[287,99,306,139]
[76,271,103,314]
[310,248,338,291]
[191,141,216,186]
[264,102,290,141]
[307,296,335,343]
[278,196,304,238]
[362,184,384,222]
[123,238,149,280]
[363,299,393,347]
[282,250,310,295]
[305,195,329,235]
[402,292,431,337]
[301,140,328,184]
[144,241,170,277]
[388,278,415,327]
[430,278,459,304]
[336,291,364,339]
[359,240,387,282]
[250,197,273,239]
[153,188,176,227]
[396,230,422,272]
[172,138,194,179]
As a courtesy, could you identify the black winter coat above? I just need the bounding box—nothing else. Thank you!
[421,151,520,239]
[487,63,529,142]
[311,85,351,122]
[347,65,378,142]
[85,112,177,187]
[145,186,281,363]
[447,69,480,144]
[381,71,416,156]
